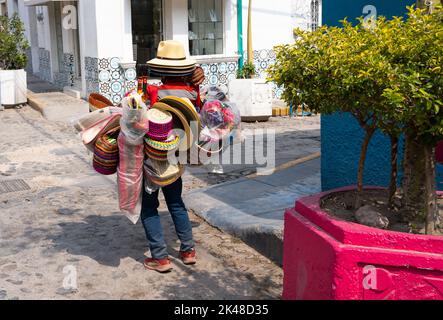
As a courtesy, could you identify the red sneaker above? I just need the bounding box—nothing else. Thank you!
[144,257,173,273]
[179,249,197,265]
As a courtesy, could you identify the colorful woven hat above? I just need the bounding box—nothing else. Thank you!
[146,108,173,141]
[144,143,170,161]
[144,134,180,151]
[152,102,193,151]
[93,127,120,175]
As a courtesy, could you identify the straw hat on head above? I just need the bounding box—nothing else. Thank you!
[147,40,196,68]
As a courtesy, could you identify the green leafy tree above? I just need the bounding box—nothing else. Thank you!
[268,17,393,208]
[381,5,443,233]
[0,13,29,70]
[268,6,443,234]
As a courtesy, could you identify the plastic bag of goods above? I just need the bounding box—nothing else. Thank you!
[199,99,241,146]
[117,131,145,224]
[143,158,185,190]
[120,91,149,145]
[72,106,122,133]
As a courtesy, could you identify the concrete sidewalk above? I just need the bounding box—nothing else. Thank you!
[183,157,321,265]
[27,74,89,123]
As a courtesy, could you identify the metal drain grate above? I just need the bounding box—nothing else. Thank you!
[0,179,31,194]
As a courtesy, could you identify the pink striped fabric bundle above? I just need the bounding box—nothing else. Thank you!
[117,131,145,224]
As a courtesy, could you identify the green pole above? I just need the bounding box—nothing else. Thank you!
[237,0,244,69]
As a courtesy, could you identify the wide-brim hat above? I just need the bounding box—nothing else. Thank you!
[144,144,170,161]
[150,65,196,73]
[152,102,193,151]
[148,63,197,70]
[147,40,196,68]
[159,96,201,130]
[145,134,180,151]
[144,159,185,187]
[158,98,201,151]
[149,68,196,78]
[149,171,184,187]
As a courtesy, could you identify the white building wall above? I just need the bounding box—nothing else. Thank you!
[242,0,294,51]
[14,0,318,101]
[94,0,133,61]
[6,0,17,17]
[164,0,190,55]
[224,0,238,56]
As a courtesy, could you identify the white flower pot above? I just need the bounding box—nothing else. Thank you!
[228,78,272,121]
[0,69,27,106]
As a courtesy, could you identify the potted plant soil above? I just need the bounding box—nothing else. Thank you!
[0,14,29,108]
[269,4,443,300]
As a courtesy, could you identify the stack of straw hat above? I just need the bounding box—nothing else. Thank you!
[147,40,196,77]
[144,108,180,161]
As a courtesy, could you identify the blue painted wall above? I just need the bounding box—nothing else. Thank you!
[321,0,443,191]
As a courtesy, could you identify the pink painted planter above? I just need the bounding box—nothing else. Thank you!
[283,186,443,300]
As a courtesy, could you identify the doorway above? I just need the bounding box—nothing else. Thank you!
[131,0,163,75]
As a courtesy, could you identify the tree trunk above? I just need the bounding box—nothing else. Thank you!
[355,128,376,209]
[424,144,439,234]
[388,135,399,208]
[402,132,426,222]
[247,0,253,64]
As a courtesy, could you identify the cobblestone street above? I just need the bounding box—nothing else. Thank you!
[0,106,290,300]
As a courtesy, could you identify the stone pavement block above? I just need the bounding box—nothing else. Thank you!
[0,106,287,299]
[185,190,284,264]
[184,160,321,265]
[28,91,89,123]
[204,178,279,203]
[251,158,320,187]
[252,209,285,220]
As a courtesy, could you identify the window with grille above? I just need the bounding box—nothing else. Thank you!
[188,0,224,56]
[310,0,320,31]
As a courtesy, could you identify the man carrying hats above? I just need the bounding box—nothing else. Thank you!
[141,40,204,273]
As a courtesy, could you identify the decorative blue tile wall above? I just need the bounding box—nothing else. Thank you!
[85,56,137,104]
[85,57,99,98]
[63,53,75,87]
[52,53,75,89]
[248,49,283,99]
[37,48,51,82]
[200,61,238,94]
[199,49,283,99]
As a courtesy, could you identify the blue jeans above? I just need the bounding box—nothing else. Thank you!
[140,177,195,259]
